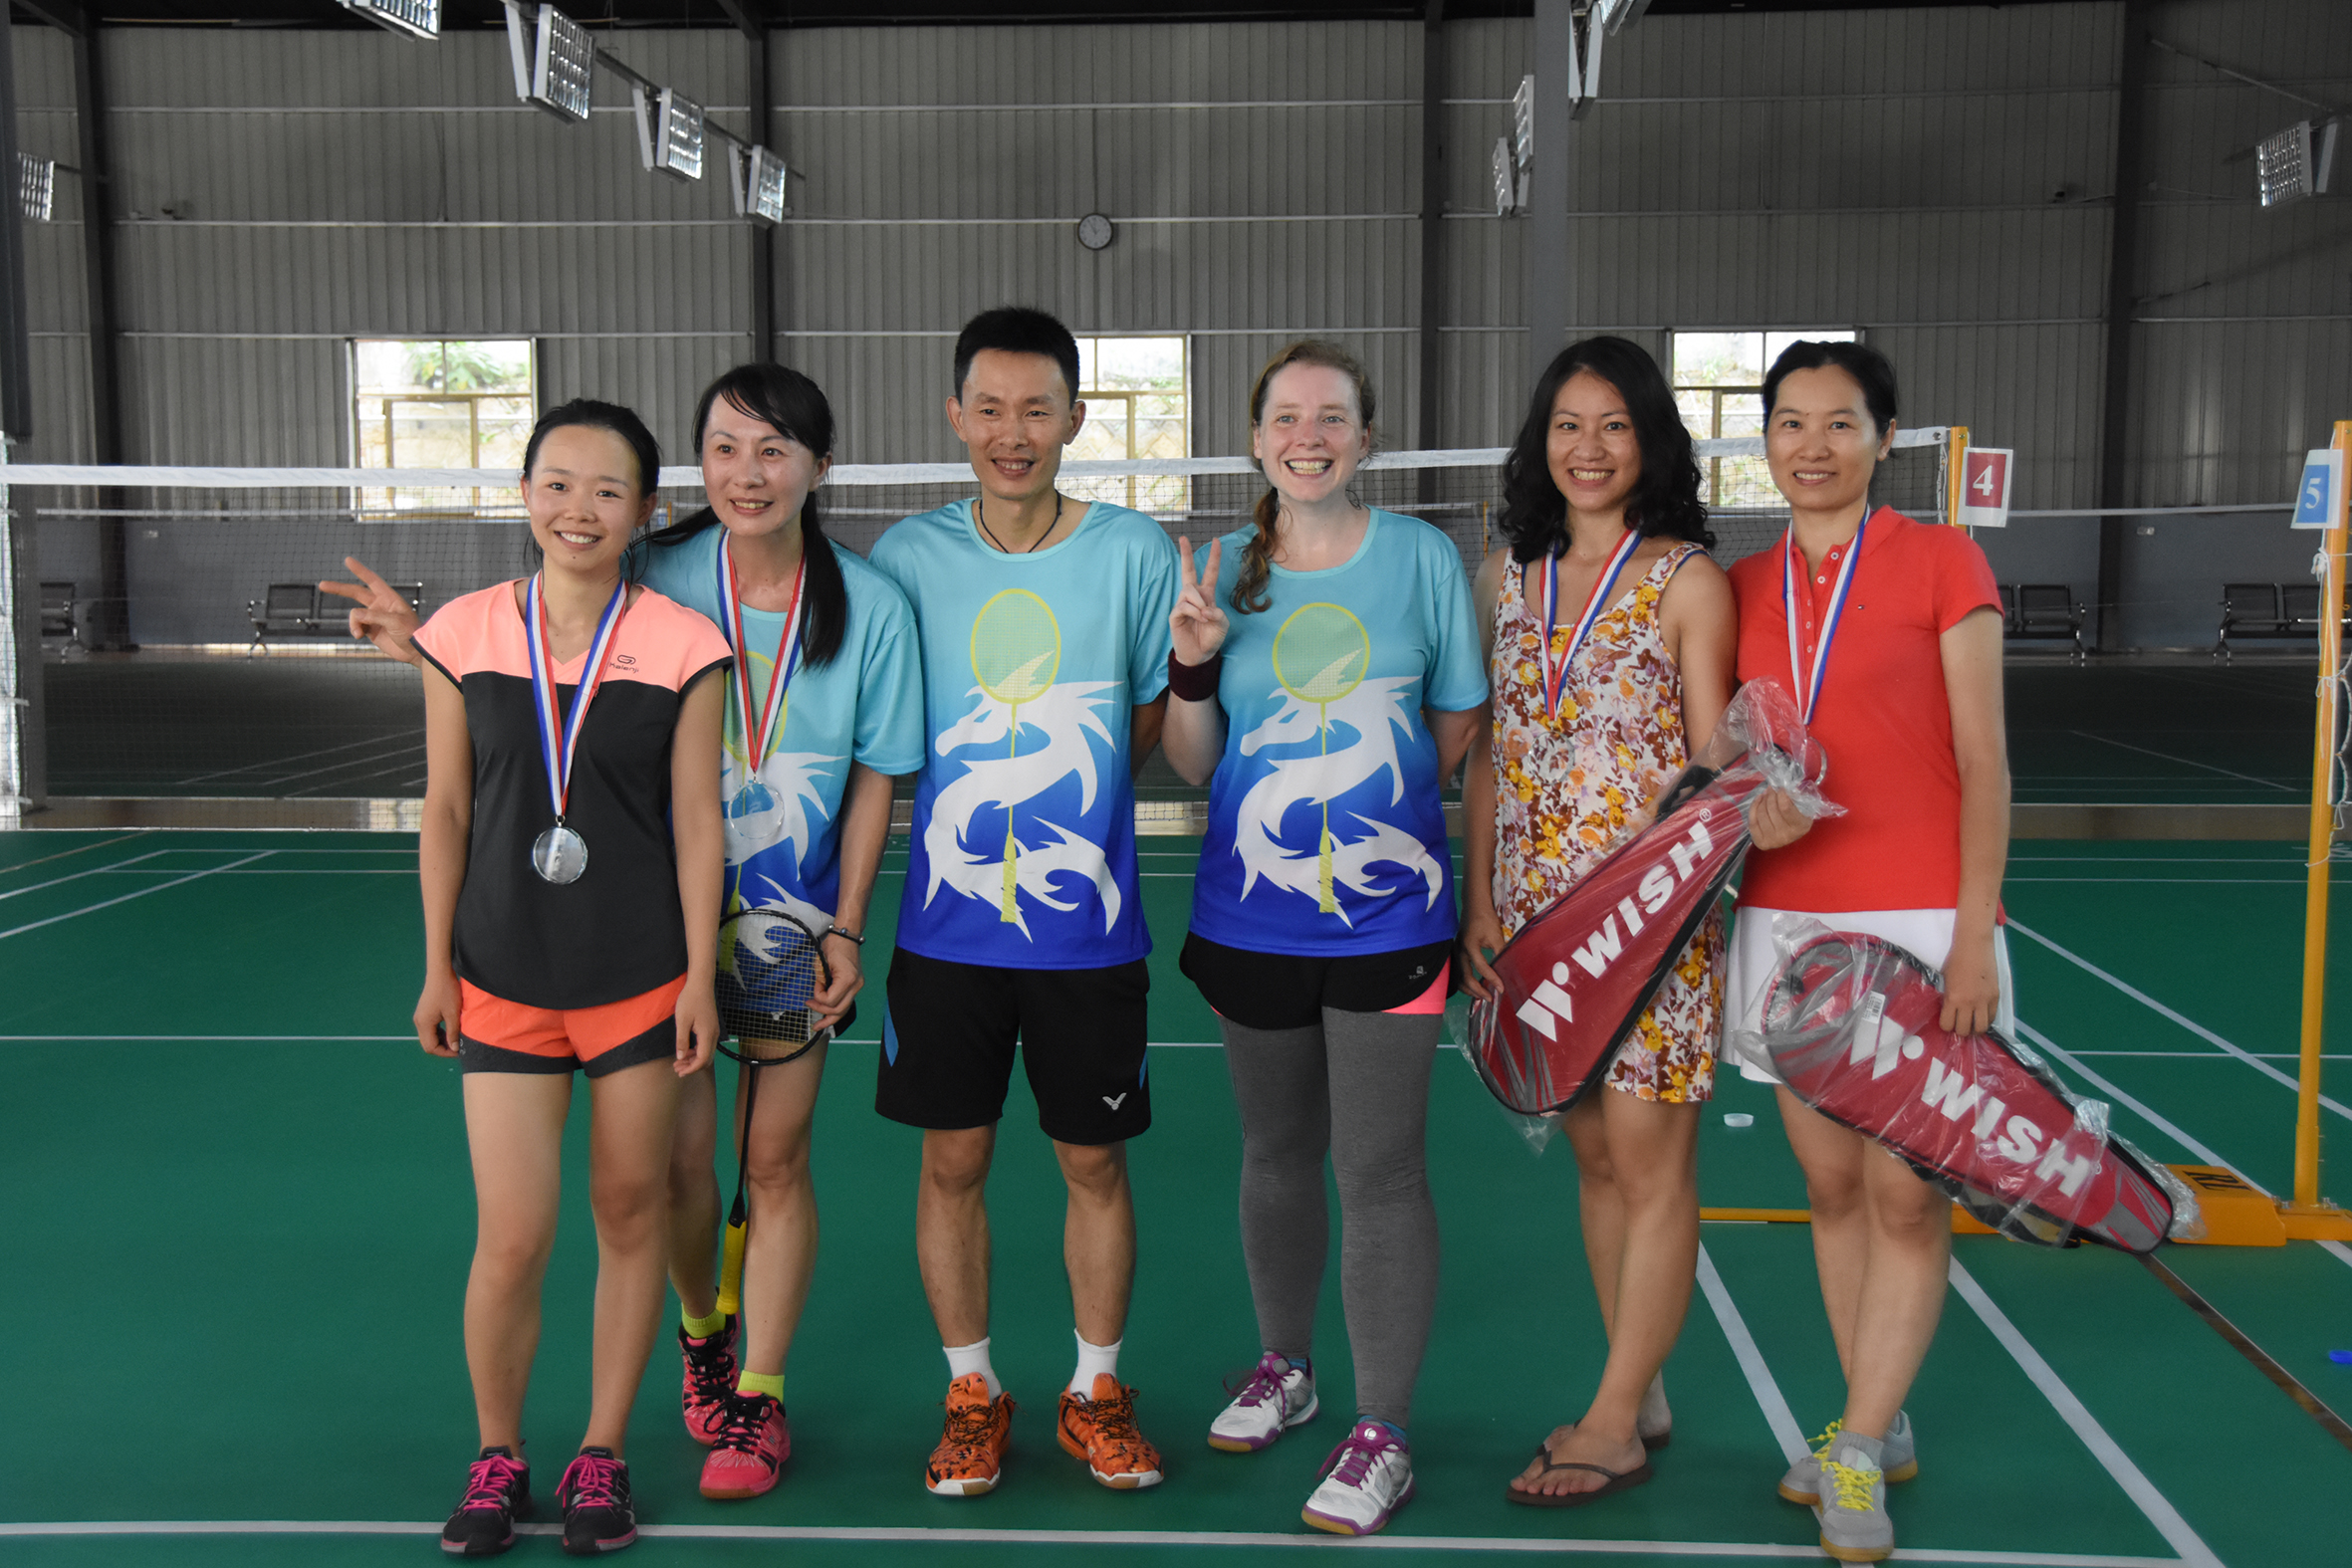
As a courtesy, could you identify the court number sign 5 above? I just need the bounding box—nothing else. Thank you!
[1957,447,2012,530]
[2293,449,2345,530]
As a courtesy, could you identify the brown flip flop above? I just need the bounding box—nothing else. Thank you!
[1505,1443,1656,1508]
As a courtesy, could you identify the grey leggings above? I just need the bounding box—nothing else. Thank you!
[1220,1008,1442,1429]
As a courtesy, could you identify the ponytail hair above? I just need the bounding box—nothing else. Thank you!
[647,362,849,669]
[1232,339,1377,615]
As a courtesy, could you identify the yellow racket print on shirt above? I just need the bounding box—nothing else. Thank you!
[1271,601,1371,913]
[970,588,1063,922]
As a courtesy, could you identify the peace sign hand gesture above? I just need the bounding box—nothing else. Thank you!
[1171,536,1230,671]
[318,557,423,666]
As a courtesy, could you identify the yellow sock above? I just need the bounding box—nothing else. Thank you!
[737,1371,785,1402]
[682,1304,727,1339]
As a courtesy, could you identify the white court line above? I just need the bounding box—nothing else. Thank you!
[2006,918,2352,1125]
[1692,1244,1808,1465]
[2065,1048,2352,1061]
[0,1520,2185,1564]
[1948,1261,2225,1568]
[0,831,154,874]
[2005,877,2352,886]
[172,728,425,785]
[0,852,274,941]
[2066,730,2294,792]
[2013,1022,2250,1183]
[0,848,171,902]
[2020,1019,2352,1276]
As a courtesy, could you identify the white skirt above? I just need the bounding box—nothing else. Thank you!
[1720,906,2017,1086]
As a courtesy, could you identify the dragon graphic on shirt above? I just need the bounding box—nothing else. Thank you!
[1231,675,1444,921]
[924,679,1122,938]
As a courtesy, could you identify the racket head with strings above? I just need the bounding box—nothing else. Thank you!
[1271,600,1370,709]
[715,906,832,1066]
[970,587,1062,708]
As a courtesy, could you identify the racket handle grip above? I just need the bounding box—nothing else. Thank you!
[717,1221,747,1318]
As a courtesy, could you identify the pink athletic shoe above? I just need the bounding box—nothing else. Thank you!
[699,1391,792,1499]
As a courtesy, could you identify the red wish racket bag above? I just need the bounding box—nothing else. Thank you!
[1466,680,1840,1117]
[1747,919,2202,1253]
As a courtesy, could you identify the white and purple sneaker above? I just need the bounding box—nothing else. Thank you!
[1207,1352,1317,1453]
[1300,1421,1414,1536]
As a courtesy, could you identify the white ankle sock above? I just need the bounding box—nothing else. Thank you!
[1067,1331,1121,1398]
[944,1338,1002,1399]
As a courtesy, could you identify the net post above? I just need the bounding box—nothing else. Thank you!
[2290,418,2352,1221]
[1943,426,1970,528]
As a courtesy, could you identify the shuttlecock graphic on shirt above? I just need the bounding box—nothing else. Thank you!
[925,589,1120,938]
[1235,603,1441,922]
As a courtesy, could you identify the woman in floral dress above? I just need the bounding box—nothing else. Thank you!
[1462,336,1750,1505]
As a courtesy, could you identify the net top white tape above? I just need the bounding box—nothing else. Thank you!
[0,430,1950,492]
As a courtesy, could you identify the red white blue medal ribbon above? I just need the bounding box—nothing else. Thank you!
[525,571,630,832]
[1782,508,1869,724]
[1536,527,1644,720]
[717,538,806,817]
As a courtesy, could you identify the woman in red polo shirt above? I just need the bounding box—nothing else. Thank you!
[1720,340,2009,1565]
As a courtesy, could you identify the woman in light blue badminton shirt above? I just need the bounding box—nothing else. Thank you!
[1160,339,1486,1539]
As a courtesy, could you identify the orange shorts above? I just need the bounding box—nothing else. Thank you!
[457,975,685,1078]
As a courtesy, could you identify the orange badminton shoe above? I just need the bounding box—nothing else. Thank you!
[924,1374,1016,1496]
[1057,1375,1164,1489]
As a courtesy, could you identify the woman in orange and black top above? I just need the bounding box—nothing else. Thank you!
[410,400,732,1559]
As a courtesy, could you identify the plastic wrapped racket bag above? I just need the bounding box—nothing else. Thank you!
[1753,918,2202,1252]
[1465,679,1840,1117]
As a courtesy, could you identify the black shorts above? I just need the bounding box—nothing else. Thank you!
[876,949,1152,1146]
[1180,931,1452,1031]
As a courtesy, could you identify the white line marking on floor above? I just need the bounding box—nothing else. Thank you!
[0,848,172,902]
[0,831,155,874]
[2066,730,2294,791]
[2007,919,2352,1125]
[0,1520,2189,1564]
[171,727,426,786]
[2022,1020,2352,1277]
[1948,1260,2224,1568]
[1692,1244,1808,1466]
[2013,1021,2247,1181]
[0,851,275,941]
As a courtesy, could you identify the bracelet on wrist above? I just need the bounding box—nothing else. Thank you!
[824,924,865,947]
[1168,648,1223,703]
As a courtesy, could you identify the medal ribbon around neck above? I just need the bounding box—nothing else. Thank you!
[526,571,631,830]
[717,536,808,776]
[1782,506,1871,724]
[1537,526,1645,720]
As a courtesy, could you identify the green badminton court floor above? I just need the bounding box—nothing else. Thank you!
[2,830,2350,1565]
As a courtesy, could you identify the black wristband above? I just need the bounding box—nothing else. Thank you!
[824,925,864,947]
[1168,649,1223,703]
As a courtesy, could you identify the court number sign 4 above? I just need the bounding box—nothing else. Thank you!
[1957,447,2012,530]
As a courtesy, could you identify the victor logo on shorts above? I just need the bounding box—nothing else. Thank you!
[1102,1092,1128,1110]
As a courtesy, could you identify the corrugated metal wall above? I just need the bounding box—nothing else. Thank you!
[11,2,2350,645]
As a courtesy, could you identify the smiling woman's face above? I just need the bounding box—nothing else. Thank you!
[1252,361,1370,508]
[1765,363,1892,518]
[701,397,827,542]
[1544,369,1642,520]
[521,423,651,578]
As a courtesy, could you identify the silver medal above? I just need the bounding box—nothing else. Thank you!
[532,823,588,884]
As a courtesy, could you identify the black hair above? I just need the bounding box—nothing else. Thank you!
[952,306,1081,405]
[1498,336,1711,563]
[1761,338,1899,437]
[643,362,849,669]
[522,398,662,498]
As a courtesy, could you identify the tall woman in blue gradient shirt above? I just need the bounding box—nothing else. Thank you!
[1161,340,1486,1538]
